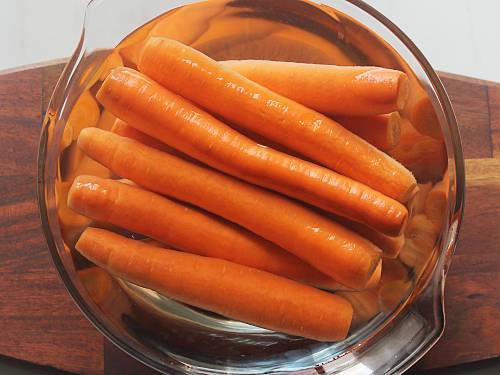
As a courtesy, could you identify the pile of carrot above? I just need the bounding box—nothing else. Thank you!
[66,37,429,342]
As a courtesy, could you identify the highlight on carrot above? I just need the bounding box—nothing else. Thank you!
[138,38,417,203]
[97,67,408,236]
[220,60,410,116]
[76,228,354,341]
[68,175,352,291]
[334,113,402,151]
[77,128,382,289]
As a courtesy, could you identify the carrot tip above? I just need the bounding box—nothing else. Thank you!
[388,112,402,149]
[397,75,410,111]
[77,127,94,151]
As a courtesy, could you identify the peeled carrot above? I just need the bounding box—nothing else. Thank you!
[389,119,447,182]
[97,68,407,235]
[337,289,380,327]
[220,60,409,116]
[399,215,439,273]
[410,183,433,215]
[115,179,383,292]
[403,85,442,139]
[66,90,100,142]
[138,38,416,203]
[425,178,449,228]
[334,113,401,151]
[68,175,352,291]
[111,119,201,166]
[77,228,353,341]
[111,119,173,153]
[329,214,404,258]
[78,128,381,289]
[344,219,404,259]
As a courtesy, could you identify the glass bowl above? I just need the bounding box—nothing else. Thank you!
[37,0,465,373]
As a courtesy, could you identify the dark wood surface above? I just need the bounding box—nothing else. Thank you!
[0,63,499,374]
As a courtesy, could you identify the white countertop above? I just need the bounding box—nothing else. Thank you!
[1,0,499,82]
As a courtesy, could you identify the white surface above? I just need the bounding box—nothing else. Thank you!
[0,0,499,82]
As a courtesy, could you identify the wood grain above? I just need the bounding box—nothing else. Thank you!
[0,66,104,375]
[440,75,493,159]
[489,85,500,157]
[104,340,158,375]
[0,64,498,374]
[421,158,500,369]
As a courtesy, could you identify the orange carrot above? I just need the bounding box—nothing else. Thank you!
[78,128,381,289]
[399,214,440,274]
[76,228,353,341]
[97,68,407,236]
[68,175,354,291]
[410,183,433,215]
[343,219,404,259]
[220,60,409,116]
[329,214,404,258]
[389,119,447,182]
[337,289,380,327]
[66,90,100,142]
[115,179,382,292]
[403,85,442,139]
[138,38,416,203]
[111,119,173,153]
[111,119,201,166]
[334,113,401,151]
[425,178,449,228]
[378,280,412,313]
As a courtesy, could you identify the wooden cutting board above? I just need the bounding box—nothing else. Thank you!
[0,63,498,374]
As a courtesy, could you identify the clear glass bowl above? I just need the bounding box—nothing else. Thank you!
[37,0,465,373]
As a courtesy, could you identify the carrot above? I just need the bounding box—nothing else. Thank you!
[76,228,353,341]
[96,110,117,132]
[113,177,381,291]
[68,175,355,291]
[220,60,409,116]
[337,289,379,327]
[111,119,175,153]
[97,68,407,236]
[378,280,412,313]
[346,221,404,259]
[98,51,124,81]
[403,85,442,139]
[117,177,383,291]
[380,258,410,285]
[334,113,401,151]
[78,128,381,289]
[111,119,203,167]
[330,214,404,258]
[138,38,416,203]
[410,183,433,215]
[388,119,447,182]
[67,90,100,141]
[399,215,439,273]
[425,178,449,228]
